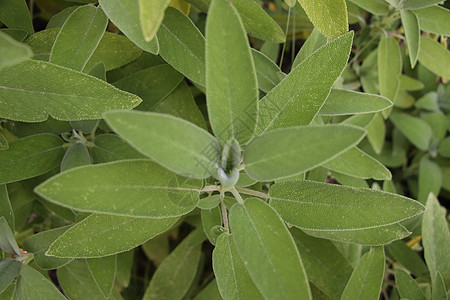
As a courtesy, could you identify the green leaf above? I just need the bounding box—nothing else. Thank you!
[22,226,73,269]
[319,89,392,116]
[399,74,424,91]
[229,198,311,300]
[158,7,205,87]
[87,256,116,298]
[341,247,385,300]
[438,137,450,157]
[46,6,78,29]
[251,49,282,93]
[104,111,220,179]
[395,269,427,300]
[418,36,450,79]
[418,156,441,204]
[291,228,353,299]
[16,264,66,300]
[0,60,141,122]
[422,193,450,288]
[256,32,353,134]
[197,195,222,210]
[206,0,258,144]
[116,251,133,287]
[298,0,348,39]
[387,241,429,278]
[142,233,170,267]
[269,180,425,230]
[0,31,33,69]
[35,160,202,218]
[193,279,221,300]
[0,134,65,185]
[366,112,386,154]
[244,125,365,181]
[347,0,388,15]
[390,113,433,151]
[378,36,402,102]
[292,28,327,69]
[400,10,420,68]
[432,272,447,300]
[212,233,263,300]
[0,0,33,34]
[90,134,146,163]
[98,0,159,54]
[201,206,222,245]
[49,5,108,71]
[139,0,170,42]
[0,281,16,300]
[414,5,450,36]
[0,259,22,294]
[322,147,391,180]
[0,185,14,231]
[47,214,177,258]
[403,0,444,9]
[143,230,204,300]
[60,142,90,172]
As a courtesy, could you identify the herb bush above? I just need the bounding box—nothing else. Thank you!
[0,0,449,299]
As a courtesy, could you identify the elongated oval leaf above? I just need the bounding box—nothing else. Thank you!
[35,160,202,218]
[400,10,420,68]
[0,31,33,69]
[395,269,427,300]
[139,0,170,42]
[244,125,365,181]
[414,6,450,36]
[229,198,311,300]
[251,49,282,93]
[213,233,263,300]
[50,5,108,71]
[16,264,66,300]
[0,259,22,294]
[378,36,402,102]
[206,0,258,144]
[201,206,222,245]
[269,180,425,230]
[418,156,441,204]
[0,134,65,185]
[418,36,450,79]
[47,214,178,258]
[98,0,159,54]
[104,111,220,179]
[256,32,353,134]
[0,217,20,255]
[403,0,443,9]
[60,142,90,172]
[390,113,433,151]
[0,0,33,34]
[0,60,141,122]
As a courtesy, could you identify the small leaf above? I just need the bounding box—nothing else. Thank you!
[395,269,427,300]
[244,125,365,181]
[292,28,327,69]
[418,36,450,79]
[0,134,65,185]
[201,206,222,245]
[87,255,117,298]
[251,49,282,93]
[387,241,429,278]
[104,111,220,179]
[390,113,433,151]
[0,259,22,294]
[49,5,108,71]
[213,233,263,300]
[36,160,202,218]
[0,0,34,34]
[197,195,222,210]
[60,142,90,172]
[347,0,389,15]
[341,247,385,300]
[0,60,141,122]
[98,0,159,54]
[378,36,402,102]
[366,112,386,154]
[298,0,348,39]
[400,10,420,68]
[138,0,170,42]
[47,214,178,258]
[0,31,33,69]
[16,264,66,300]
[414,5,450,36]
[399,74,424,91]
[418,156,441,204]
[402,0,444,9]
[206,0,258,144]
[269,180,425,230]
[229,198,311,300]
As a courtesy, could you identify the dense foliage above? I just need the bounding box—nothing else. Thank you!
[0,0,449,299]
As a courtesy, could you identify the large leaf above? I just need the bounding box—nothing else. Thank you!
[418,36,450,79]
[206,0,258,144]
[0,0,33,34]
[244,125,365,181]
[98,0,159,54]
[414,5,450,36]
[269,180,425,230]
[50,5,108,71]
[400,10,420,68]
[16,264,66,300]
[138,0,170,42]
[0,60,141,122]
[378,36,402,102]
[0,134,65,185]
[0,31,32,69]
[104,111,220,179]
[256,32,353,134]
[35,160,202,218]
[47,214,177,258]
[341,247,385,300]
[212,233,263,300]
[229,198,311,300]
[298,0,348,39]
[390,113,433,151]
[0,259,22,294]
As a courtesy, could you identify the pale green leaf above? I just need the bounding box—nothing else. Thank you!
[418,156,441,204]
[139,0,170,42]
[256,32,353,134]
[0,185,14,231]
[341,247,385,300]
[206,0,258,144]
[98,0,159,54]
[60,142,90,172]
[213,233,263,300]
[438,137,450,157]
[90,134,146,164]
[0,134,65,185]
[378,36,402,102]
[387,241,429,278]
[395,269,427,300]
[244,125,365,181]
[104,111,220,179]
[0,259,22,295]
[46,6,78,29]
[16,264,66,300]
[414,5,450,36]
[201,206,222,245]
[251,49,281,93]
[432,272,447,300]
[197,195,222,210]
[331,171,369,188]
[399,74,424,91]
[47,214,177,258]
[0,0,33,34]
[348,0,389,15]
[50,5,108,71]
[0,31,32,69]
[35,160,202,218]
[400,10,420,68]
[390,113,433,151]
[298,0,348,39]
[418,36,450,79]
[366,112,386,154]
[403,0,444,9]
[0,60,141,122]
[269,180,425,230]
[143,230,204,300]
[87,256,116,298]
[292,28,327,69]
[229,198,311,300]
[319,89,392,116]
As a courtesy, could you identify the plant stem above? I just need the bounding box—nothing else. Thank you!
[220,192,229,230]
[200,185,219,193]
[236,187,269,199]
[230,186,244,204]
